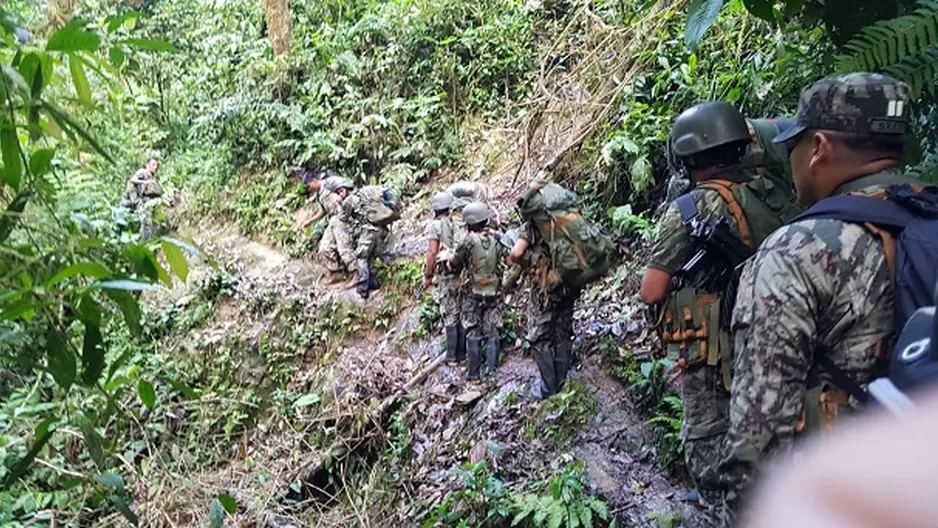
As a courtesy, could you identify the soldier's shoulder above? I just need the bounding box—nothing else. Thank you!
[760,217,880,259]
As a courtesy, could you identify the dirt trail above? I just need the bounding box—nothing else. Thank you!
[157,204,694,527]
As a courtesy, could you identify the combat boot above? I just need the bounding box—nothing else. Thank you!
[484,338,500,376]
[532,342,558,399]
[466,337,482,382]
[368,266,380,291]
[444,325,459,365]
[455,324,467,364]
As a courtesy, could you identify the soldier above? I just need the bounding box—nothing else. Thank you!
[422,191,466,365]
[450,202,504,382]
[447,180,500,227]
[123,157,164,241]
[316,177,357,283]
[340,186,394,299]
[640,102,802,518]
[718,74,922,516]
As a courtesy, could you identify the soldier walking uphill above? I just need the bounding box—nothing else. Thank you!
[339,185,401,299]
[507,179,615,399]
[422,191,466,365]
[297,169,350,255]
[718,73,938,518]
[122,157,164,241]
[639,102,802,517]
[309,175,358,284]
[449,202,505,382]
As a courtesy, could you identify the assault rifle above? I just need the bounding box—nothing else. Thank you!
[670,216,754,292]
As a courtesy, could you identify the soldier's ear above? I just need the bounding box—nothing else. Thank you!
[810,132,835,165]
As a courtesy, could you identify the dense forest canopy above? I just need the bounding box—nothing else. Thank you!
[1,0,937,525]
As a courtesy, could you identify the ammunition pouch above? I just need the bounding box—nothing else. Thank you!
[661,287,733,389]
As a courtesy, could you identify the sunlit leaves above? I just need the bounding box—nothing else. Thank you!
[685,0,725,49]
[137,379,156,409]
[121,39,176,52]
[161,239,189,282]
[68,54,91,105]
[46,21,101,52]
[29,148,55,177]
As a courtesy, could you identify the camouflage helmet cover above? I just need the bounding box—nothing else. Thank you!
[431,191,454,212]
[671,102,750,157]
[462,201,493,226]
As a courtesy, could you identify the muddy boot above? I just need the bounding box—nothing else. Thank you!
[466,337,482,382]
[455,324,467,364]
[444,325,459,365]
[368,265,380,291]
[554,338,572,393]
[532,343,558,399]
[484,338,499,376]
[355,266,370,299]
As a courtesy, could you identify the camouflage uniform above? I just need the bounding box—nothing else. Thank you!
[316,178,354,272]
[125,171,164,242]
[448,181,491,226]
[425,215,461,327]
[453,227,505,379]
[339,191,389,293]
[648,173,748,508]
[520,225,581,397]
[454,230,505,341]
[718,74,914,513]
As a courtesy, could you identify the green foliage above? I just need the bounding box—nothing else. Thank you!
[836,1,938,98]
[426,460,512,527]
[414,293,442,339]
[608,204,653,241]
[526,381,598,447]
[510,465,613,528]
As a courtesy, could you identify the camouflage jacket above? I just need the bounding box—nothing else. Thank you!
[647,169,749,281]
[453,229,506,297]
[719,168,915,498]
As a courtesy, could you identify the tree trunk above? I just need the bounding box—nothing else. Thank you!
[263,0,292,57]
[47,0,79,32]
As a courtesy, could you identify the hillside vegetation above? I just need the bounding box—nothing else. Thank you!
[1,0,937,526]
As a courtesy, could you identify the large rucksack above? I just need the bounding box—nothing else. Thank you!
[357,185,401,227]
[793,185,938,407]
[517,181,616,289]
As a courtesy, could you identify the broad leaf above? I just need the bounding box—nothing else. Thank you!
[2,425,53,486]
[138,379,156,409]
[68,54,92,105]
[162,376,200,399]
[47,330,76,390]
[293,393,321,407]
[81,323,105,387]
[47,21,102,52]
[109,47,126,68]
[29,148,55,177]
[95,473,126,489]
[41,102,114,163]
[96,279,157,291]
[48,261,112,287]
[161,240,189,282]
[80,418,104,468]
[743,0,775,21]
[121,39,176,52]
[218,494,237,514]
[685,0,726,50]
[111,496,139,526]
[0,191,31,243]
[209,499,225,528]
[18,53,42,97]
[104,289,142,337]
[1,124,23,189]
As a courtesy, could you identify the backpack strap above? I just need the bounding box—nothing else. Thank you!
[698,180,754,248]
[675,194,699,224]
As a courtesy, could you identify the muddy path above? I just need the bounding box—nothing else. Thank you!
[149,204,697,527]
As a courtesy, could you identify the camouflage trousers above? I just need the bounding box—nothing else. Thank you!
[351,222,388,287]
[318,215,355,273]
[527,285,580,396]
[682,363,730,505]
[435,273,461,327]
[461,293,501,341]
[136,199,161,242]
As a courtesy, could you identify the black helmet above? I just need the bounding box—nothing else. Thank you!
[670,102,750,158]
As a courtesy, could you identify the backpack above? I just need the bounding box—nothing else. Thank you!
[357,185,401,227]
[517,181,616,289]
[744,118,796,191]
[468,231,501,297]
[794,184,938,407]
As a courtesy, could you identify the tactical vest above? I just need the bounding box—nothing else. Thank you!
[434,216,459,274]
[662,173,803,389]
[467,231,500,297]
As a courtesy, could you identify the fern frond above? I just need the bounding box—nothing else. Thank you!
[836,0,938,97]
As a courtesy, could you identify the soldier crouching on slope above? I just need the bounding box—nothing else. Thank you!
[449,202,505,383]
[422,191,466,365]
[316,177,357,284]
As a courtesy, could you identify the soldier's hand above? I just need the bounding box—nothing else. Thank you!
[421,277,433,291]
[744,388,938,528]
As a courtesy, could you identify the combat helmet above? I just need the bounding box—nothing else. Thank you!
[462,201,493,227]
[670,102,750,158]
[431,191,454,212]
